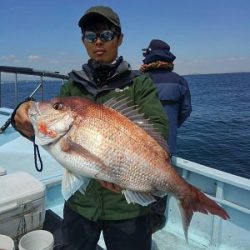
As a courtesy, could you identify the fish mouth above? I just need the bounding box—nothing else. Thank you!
[28,102,55,143]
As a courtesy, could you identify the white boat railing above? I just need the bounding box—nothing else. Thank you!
[0,66,69,108]
[167,156,250,249]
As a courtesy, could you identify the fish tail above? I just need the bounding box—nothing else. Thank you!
[179,184,230,242]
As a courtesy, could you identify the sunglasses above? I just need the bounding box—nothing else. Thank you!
[83,30,117,43]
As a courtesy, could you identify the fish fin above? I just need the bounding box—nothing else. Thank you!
[78,178,91,195]
[61,169,90,200]
[122,190,156,206]
[178,202,191,243]
[60,137,108,171]
[104,96,168,152]
[179,184,230,242]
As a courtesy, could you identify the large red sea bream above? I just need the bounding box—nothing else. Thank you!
[28,96,229,240]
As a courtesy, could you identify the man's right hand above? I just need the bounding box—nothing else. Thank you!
[14,101,34,138]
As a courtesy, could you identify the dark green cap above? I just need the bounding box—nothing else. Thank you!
[78,6,121,29]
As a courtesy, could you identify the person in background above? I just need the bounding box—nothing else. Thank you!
[140,39,192,233]
[11,6,168,250]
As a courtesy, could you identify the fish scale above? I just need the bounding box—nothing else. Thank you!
[71,113,163,191]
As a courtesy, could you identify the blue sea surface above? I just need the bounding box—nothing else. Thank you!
[0,72,249,179]
[178,73,250,179]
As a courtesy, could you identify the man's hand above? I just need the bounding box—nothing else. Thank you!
[99,181,122,193]
[14,101,34,138]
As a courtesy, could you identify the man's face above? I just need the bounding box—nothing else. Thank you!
[83,30,123,64]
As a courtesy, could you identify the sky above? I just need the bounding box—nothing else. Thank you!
[1,0,250,77]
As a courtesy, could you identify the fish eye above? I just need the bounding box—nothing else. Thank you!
[53,102,64,110]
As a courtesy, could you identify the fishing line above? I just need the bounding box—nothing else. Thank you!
[33,142,43,172]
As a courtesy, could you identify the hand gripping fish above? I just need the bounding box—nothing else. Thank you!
[28,96,229,241]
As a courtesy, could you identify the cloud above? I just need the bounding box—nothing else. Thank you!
[226,57,242,62]
[49,60,60,64]
[0,55,20,63]
[175,56,250,75]
[28,55,41,61]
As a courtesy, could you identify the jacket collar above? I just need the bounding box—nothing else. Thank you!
[69,60,139,97]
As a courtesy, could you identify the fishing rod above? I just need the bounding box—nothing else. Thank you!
[0,66,69,80]
[0,82,42,134]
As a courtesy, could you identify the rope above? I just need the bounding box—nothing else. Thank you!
[33,142,43,172]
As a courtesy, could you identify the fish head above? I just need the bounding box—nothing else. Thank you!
[28,97,78,145]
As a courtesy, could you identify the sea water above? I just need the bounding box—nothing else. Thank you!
[178,72,250,178]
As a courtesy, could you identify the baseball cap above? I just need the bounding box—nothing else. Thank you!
[78,6,121,29]
[142,39,171,53]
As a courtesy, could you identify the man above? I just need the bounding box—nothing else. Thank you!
[141,39,192,155]
[141,39,192,233]
[11,6,168,250]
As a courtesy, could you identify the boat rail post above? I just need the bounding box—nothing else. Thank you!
[14,73,18,106]
[211,181,224,247]
[41,75,44,100]
[14,72,18,106]
[0,71,2,107]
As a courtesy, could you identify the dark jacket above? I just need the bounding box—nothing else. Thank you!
[146,69,191,154]
[59,59,169,221]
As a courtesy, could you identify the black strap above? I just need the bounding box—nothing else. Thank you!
[33,142,43,172]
